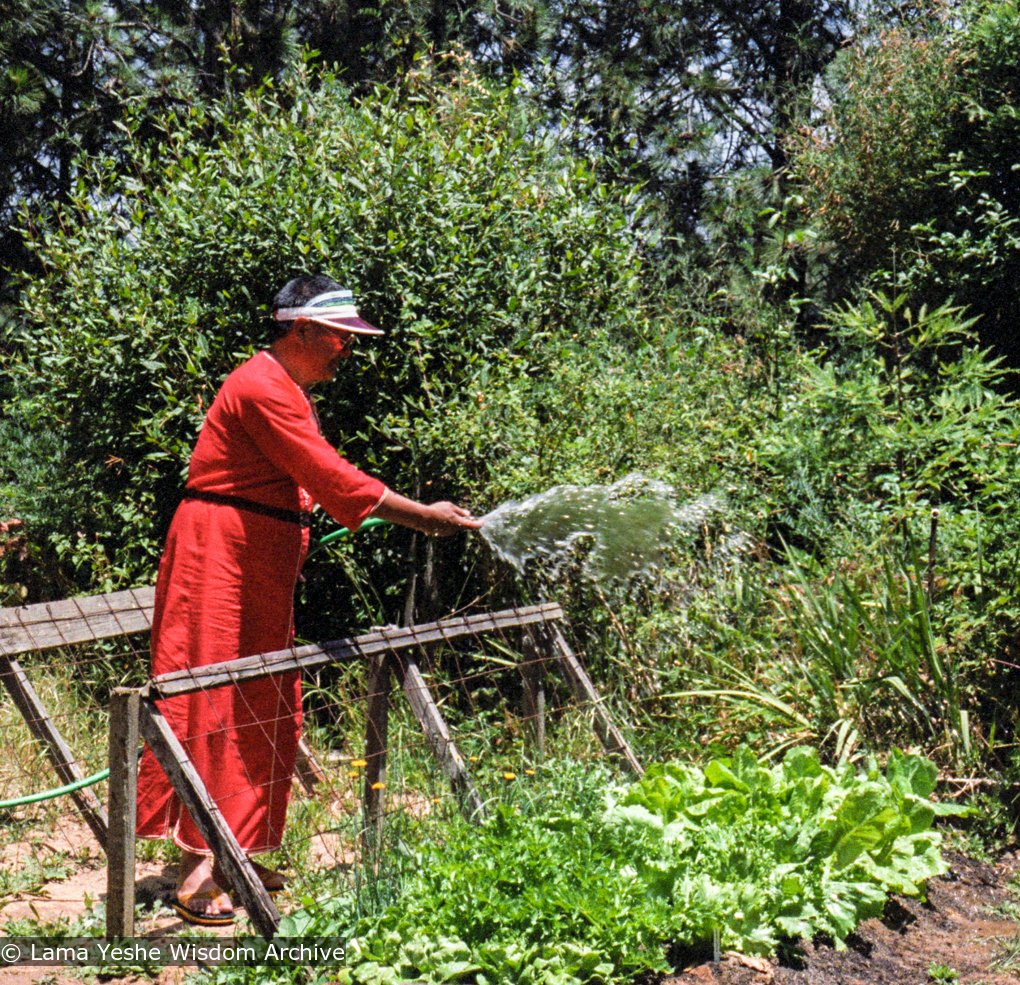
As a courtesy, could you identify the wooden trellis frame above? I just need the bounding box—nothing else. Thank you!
[0,586,321,844]
[111,603,641,938]
[1,590,641,942]
[0,586,157,847]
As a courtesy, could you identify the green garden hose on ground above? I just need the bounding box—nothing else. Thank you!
[0,517,393,811]
[0,768,111,811]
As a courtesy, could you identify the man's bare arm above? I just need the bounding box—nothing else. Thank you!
[371,490,484,537]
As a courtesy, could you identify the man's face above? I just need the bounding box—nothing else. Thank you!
[302,322,355,382]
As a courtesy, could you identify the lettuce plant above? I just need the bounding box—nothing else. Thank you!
[605,746,968,954]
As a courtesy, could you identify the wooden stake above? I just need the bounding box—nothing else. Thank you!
[107,688,140,938]
[362,653,391,855]
[293,737,325,795]
[0,654,109,846]
[391,651,485,820]
[137,698,280,939]
[544,626,643,776]
[520,630,546,760]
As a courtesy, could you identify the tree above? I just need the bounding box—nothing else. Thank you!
[460,0,857,239]
[793,0,1020,361]
[0,1,306,291]
[0,0,864,292]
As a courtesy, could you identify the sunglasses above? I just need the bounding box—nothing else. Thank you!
[303,318,356,354]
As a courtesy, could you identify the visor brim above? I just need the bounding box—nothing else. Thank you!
[302,315,385,336]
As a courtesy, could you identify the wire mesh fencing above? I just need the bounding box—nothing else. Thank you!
[263,620,638,902]
[123,603,640,936]
[0,590,153,917]
[4,637,152,770]
[1,590,639,939]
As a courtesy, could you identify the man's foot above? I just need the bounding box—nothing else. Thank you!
[211,857,288,894]
[250,859,288,893]
[174,851,234,925]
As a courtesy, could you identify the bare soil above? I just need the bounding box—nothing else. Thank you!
[1,815,1018,984]
[0,814,347,984]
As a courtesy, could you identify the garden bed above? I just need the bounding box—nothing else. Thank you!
[0,827,1017,985]
[669,851,1020,985]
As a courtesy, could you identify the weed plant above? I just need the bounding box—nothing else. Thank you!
[1,904,106,938]
[0,851,71,900]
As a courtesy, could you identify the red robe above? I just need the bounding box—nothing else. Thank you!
[136,351,386,853]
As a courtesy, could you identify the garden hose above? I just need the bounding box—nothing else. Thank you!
[1,518,393,811]
[305,516,392,560]
[0,768,111,810]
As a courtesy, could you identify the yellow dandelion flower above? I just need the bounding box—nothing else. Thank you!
[524,769,536,776]
[351,759,368,768]
[502,772,516,781]
[371,781,386,790]
[468,756,479,762]
[347,770,359,778]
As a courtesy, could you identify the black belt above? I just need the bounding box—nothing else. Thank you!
[181,488,313,528]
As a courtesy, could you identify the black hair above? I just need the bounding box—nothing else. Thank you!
[270,273,343,340]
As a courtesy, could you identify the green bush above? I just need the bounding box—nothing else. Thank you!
[630,290,1020,773]
[759,293,1019,553]
[2,56,650,603]
[728,292,1020,766]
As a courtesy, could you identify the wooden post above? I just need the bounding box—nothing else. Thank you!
[927,508,939,604]
[0,654,109,846]
[520,630,546,761]
[544,626,643,776]
[391,652,485,820]
[106,688,140,938]
[362,653,391,855]
[137,698,280,939]
[293,738,325,795]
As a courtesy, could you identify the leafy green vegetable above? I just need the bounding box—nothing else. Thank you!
[605,745,969,954]
[220,748,962,984]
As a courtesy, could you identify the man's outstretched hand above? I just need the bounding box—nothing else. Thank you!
[372,491,484,537]
[421,501,485,536]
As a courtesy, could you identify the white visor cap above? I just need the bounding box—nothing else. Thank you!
[274,289,384,335]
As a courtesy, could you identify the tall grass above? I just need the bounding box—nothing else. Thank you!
[779,543,971,765]
[672,542,973,770]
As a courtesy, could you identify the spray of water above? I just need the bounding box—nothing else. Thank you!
[479,473,724,585]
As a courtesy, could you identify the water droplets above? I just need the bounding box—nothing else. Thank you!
[480,473,724,585]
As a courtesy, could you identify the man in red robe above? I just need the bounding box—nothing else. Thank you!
[135,274,481,924]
